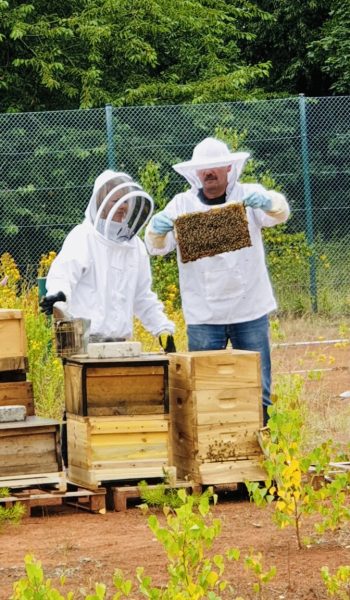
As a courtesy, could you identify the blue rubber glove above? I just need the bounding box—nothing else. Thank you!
[243,192,272,211]
[150,213,174,234]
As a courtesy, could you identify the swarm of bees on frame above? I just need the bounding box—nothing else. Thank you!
[175,203,252,263]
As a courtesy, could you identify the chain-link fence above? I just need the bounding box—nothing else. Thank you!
[1,96,350,314]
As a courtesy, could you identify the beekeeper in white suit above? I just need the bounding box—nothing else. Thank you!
[40,170,175,351]
[145,137,290,424]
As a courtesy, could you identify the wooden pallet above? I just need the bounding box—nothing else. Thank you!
[111,479,201,511]
[0,482,106,516]
[308,462,350,487]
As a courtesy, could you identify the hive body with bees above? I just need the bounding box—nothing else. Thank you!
[174,203,251,263]
[168,350,266,485]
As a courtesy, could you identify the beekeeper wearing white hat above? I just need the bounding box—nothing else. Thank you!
[145,137,290,424]
[40,170,175,349]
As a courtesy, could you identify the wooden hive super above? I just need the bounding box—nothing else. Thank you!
[169,350,266,484]
[0,381,34,415]
[174,203,251,263]
[0,309,28,372]
[0,416,66,491]
[64,355,173,489]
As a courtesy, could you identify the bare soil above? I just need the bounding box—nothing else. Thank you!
[0,338,349,599]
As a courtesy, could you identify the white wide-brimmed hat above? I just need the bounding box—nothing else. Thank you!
[173,137,250,191]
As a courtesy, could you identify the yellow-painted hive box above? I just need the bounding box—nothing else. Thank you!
[174,203,251,263]
[169,350,266,485]
[67,413,171,490]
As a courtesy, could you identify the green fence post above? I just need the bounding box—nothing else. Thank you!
[105,104,116,169]
[37,276,47,300]
[298,94,317,312]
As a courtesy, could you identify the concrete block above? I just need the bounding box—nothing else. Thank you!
[0,405,26,422]
[87,341,142,359]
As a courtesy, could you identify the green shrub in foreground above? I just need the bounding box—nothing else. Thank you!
[11,489,277,600]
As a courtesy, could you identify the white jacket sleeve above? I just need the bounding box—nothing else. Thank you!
[144,199,180,256]
[45,226,90,303]
[133,243,175,336]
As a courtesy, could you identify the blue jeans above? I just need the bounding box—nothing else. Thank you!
[187,314,271,425]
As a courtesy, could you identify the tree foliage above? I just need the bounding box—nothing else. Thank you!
[242,0,334,96]
[308,0,350,94]
[0,0,272,111]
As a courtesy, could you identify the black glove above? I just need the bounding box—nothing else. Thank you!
[39,291,66,316]
[159,333,176,353]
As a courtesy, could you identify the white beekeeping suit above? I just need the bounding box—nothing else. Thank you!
[45,170,174,340]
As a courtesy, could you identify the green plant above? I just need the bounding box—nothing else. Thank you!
[11,554,74,600]
[25,309,64,419]
[0,489,26,529]
[113,488,244,599]
[244,551,277,600]
[138,480,187,510]
[12,491,278,599]
[139,160,170,212]
[270,317,286,343]
[247,374,350,549]
[321,565,350,599]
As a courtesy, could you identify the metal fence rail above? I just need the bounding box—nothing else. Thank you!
[0,96,349,313]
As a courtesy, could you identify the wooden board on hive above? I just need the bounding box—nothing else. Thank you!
[63,355,169,416]
[0,381,35,416]
[0,309,27,363]
[67,413,172,490]
[0,416,63,478]
[174,203,251,263]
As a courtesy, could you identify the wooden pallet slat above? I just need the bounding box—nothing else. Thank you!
[0,483,106,515]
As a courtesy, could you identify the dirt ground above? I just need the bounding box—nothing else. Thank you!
[1,496,350,599]
[1,337,350,599]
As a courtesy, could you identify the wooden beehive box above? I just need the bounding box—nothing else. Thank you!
[63,355,169,416]
[175,203,251,263]
[169,350,266,484]
[0,416,63,481]
[0,381,35,416]
[0,309,28,372]
[67,413,171,490]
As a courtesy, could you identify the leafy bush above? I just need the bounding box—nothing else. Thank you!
[11,490,277,599]
[247,374,350,549]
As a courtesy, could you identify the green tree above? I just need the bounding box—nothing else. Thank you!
[0,0,272,112]
[308,0,350,94]
[242,0,333,96]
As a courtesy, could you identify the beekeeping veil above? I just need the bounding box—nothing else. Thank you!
[172,137,250,196]
[86,170,154,243]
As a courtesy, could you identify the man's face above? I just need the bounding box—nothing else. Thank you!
[196,165,231,198]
